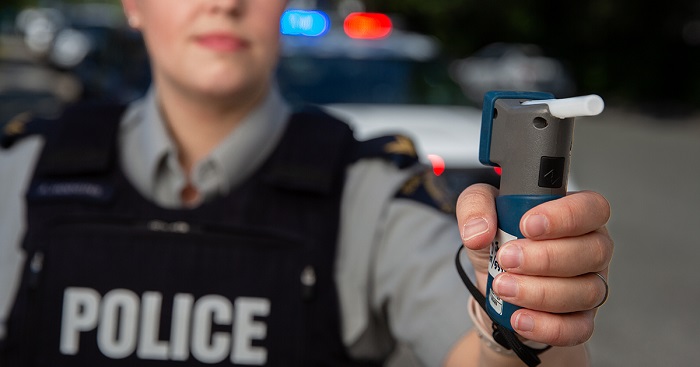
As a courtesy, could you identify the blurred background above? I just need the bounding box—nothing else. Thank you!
[1,0,699,366]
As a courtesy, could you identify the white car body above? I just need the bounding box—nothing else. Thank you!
[323,104,483,169]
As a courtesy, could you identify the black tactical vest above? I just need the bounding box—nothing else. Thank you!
[1,103,393,366]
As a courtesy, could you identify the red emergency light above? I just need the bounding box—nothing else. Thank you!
[343,12,392,39]
[427,154,445,176]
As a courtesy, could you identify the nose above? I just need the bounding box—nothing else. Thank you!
[208,0,244,16]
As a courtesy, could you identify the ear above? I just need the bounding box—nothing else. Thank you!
[121,0,142,29]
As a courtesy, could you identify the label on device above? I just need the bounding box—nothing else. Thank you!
[488,229,517,315]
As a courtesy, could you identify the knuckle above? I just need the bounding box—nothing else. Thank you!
[542,244,557,273]
[602,229,615,253]
[522,242,554,274]
[547,197,582,236]
[546,321,568,346]
[591,191,612,223]
[586,277,604,308]
[559,191,612,233]
[457,183,494,200]
[597,230,615,268]
[591,232,613,271]
[517,274,550,310]
[558,199,580,233]
[533,281,549,309]
[456,184,496,215]
[579,190,612,225]
[544,314,594,347]
[574,315,595,345]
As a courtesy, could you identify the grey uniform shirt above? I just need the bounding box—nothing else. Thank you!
[0,86,472,366]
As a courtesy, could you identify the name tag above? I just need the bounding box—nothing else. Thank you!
[28,180,114,203]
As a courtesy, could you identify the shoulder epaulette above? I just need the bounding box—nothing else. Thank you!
[0,112,54,149]
[2,102,126,178]
[353,134,420,169]
[395,169,456,214]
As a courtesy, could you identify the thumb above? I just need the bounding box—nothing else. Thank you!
[456,183,499,289]
[456,183,499,251]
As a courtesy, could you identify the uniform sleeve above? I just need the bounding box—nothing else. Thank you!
[0,136,45,340]
[375,174,473,366]
[336,160,474,365]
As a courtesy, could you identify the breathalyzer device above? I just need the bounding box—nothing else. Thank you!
[479,91,604,330]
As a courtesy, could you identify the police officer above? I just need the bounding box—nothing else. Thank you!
[0,1,613,366]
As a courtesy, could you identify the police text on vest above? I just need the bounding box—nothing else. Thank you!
[60,287,270,364]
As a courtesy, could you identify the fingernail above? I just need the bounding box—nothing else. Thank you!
[494,274,518,298]
[498,243,522,269]
[523,214,548,238]
[515,313,535,332]
[462,218,489,242]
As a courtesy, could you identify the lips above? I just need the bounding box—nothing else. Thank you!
[195,33,249,52]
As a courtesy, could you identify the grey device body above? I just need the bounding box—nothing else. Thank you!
[479,90,586,331]
[490,98,575,197]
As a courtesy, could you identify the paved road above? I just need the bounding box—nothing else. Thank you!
[571,108,700,366]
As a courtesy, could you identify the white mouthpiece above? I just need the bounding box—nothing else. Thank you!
[521,94,605,119]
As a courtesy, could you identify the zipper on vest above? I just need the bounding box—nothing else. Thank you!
[146,220,191,233]
[300,265,316,301]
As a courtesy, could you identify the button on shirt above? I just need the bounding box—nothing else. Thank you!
[0,86,472,366]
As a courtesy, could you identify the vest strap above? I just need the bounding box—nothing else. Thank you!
[34,103,125,177]
[263,106,358,195]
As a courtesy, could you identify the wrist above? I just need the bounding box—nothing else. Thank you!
[468,296,517,357]
[467,296,549,355]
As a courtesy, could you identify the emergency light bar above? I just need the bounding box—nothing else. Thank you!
[280,10,394,40]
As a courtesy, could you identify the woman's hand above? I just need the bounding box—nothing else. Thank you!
[456,183,614,346]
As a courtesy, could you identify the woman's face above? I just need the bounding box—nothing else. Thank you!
[122,0,286,100]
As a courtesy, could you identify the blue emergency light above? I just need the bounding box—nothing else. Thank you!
[280,10,330,37]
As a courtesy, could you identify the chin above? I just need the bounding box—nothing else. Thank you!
[195,78,265,102]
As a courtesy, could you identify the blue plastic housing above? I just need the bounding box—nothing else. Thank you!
[479,91,555,167]
[488,194,563,330]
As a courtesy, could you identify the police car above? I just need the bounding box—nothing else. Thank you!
[276,9,501,195]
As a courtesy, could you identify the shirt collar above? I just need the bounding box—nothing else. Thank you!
[120,87,181,204]
[119,84,291,207]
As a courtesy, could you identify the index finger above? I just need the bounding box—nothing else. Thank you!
[520,190,611,240]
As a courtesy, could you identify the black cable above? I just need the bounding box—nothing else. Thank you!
[455,246,551,366]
